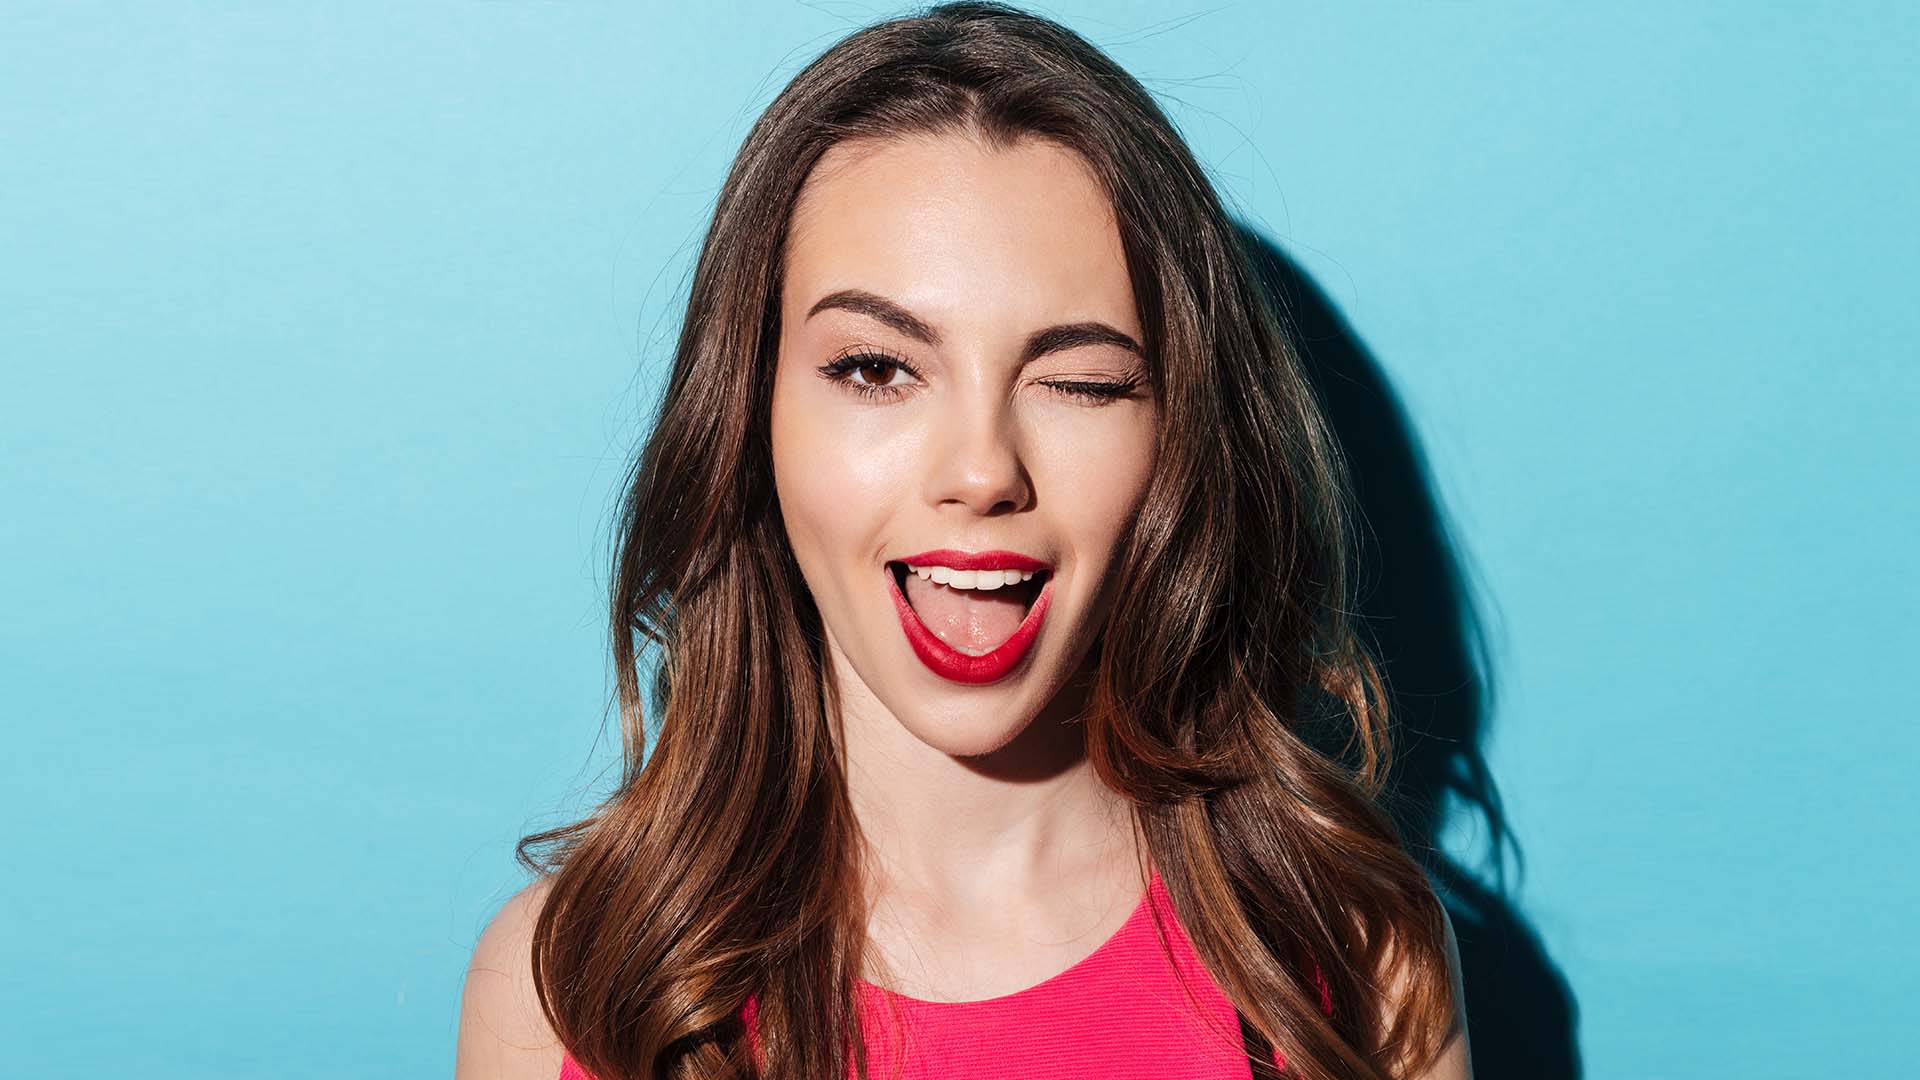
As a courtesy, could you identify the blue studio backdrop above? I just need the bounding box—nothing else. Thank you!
[3,3,1913,1077]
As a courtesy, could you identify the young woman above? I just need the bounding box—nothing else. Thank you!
[457,4,1471,1078]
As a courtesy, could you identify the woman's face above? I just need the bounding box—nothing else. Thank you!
[770,132,1157,758]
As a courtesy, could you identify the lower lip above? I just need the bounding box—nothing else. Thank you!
[887,566,1052,685]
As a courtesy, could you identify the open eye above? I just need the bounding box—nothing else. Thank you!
[816,350,921,400]
[845,357,910,388]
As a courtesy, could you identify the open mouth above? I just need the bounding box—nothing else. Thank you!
[888,561,1047,651]
[885,560,1054,685]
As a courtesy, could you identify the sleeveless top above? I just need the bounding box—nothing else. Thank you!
[558,865,1333,1079]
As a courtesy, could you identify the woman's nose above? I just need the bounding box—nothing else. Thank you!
[924,394,1033,517]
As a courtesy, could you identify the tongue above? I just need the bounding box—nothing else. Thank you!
[903,574,1031,656]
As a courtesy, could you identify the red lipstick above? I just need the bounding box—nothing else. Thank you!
[886,552,1052,685]
[894,549,1051,573]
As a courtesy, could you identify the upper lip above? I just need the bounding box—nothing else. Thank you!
[891,549,1052,573]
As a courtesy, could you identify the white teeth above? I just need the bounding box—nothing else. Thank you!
[903,565,1042,591]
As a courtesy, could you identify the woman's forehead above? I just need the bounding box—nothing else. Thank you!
[784,133,1138,342]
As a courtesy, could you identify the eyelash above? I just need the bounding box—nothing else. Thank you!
[815,350,1142,405]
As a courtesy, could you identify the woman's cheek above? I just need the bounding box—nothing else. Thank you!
[773,397,915,571]
[1026,408,1157,517]
[830,413,924,496]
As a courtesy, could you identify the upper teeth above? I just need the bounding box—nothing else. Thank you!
[905,565,1037,590]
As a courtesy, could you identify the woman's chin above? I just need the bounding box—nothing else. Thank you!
[891,703,1039,760]
[885,679,1094,775]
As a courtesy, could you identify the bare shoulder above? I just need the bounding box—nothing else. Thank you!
[1384,902,1474,1080]
[455,877,566,1080]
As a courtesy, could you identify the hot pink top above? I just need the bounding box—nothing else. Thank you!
[559,866,1331,1079]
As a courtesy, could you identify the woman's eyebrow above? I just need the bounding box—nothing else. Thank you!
[806,288,1142,361]
[1021,322,1142,362]
[807,288,940,344]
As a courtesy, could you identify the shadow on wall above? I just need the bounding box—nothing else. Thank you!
[1235,225,1582,1080]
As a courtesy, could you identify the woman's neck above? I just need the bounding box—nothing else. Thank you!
[833,660,1140,895]
[833,668,1144,999]
[850,741,1140,903]
[830,661,1150,998]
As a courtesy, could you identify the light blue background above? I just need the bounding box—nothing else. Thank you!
[4,3,1913,1077]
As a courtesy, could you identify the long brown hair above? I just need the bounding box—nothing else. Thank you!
[517,4,1457,1077]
